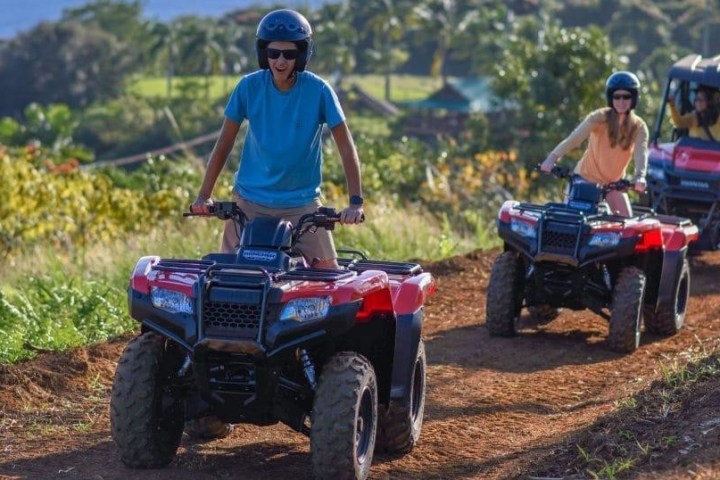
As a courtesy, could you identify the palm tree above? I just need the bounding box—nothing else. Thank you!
[411,0,498,84]
[147,21,179,99]
[216,19,249,95]
[312,2,358,85]
[354,0,414,101]
[178,18,225,99]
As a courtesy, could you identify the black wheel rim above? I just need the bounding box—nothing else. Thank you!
[411,357,424,423]
[355,386,374,465]
[676,271,689,316]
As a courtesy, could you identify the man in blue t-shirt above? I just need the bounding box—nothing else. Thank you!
[191,9,364,269]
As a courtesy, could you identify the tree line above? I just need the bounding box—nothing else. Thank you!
[0,0,718,117]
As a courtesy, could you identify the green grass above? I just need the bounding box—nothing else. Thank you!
[129,73,441,104]
[343,74,442,103]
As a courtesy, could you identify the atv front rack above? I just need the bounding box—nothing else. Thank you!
[339,258,423,276]
[153,257,424,280]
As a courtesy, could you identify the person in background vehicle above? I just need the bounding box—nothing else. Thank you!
[186,7,363,441]
[540,71,648,217]
[191,8,364,270]
[668,86,720,141]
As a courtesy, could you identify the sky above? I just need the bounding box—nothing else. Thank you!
[0,0,325,39]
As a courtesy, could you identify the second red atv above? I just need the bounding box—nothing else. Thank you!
[110,202,436,480]
[486,167,698,353]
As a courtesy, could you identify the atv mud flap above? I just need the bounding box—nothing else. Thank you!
[648,249,687,315]
[389,308,423,404]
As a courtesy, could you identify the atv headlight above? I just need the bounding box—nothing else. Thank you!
[510,219,537,239]
[280,297,331,322]
[647,166,665,181]
[151,287,193,314]
[588,232,620,248]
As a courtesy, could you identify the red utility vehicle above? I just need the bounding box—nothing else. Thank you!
[646,53,720,250]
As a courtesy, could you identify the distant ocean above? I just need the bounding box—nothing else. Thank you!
[0,0,328,39]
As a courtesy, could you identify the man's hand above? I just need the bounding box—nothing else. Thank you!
[340,205,364,224]
[191,195,214,214]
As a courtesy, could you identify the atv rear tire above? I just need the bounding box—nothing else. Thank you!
[110,332,185,468]
[486,251,524,336]
[311,352,378,480]
[377,340,426,454]
[608,266,646,353]
[644,258,690,335]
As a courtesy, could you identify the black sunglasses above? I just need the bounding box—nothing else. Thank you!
[266,48,299,60]
[612,93,632,100]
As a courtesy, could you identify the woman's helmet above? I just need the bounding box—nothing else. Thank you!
[256,9,313,72]
[605,71,641,110]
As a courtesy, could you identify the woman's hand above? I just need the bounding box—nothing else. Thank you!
[540,154,557,173]
[634,179,646,193]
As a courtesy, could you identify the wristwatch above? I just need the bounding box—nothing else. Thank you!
[349,195,364,206]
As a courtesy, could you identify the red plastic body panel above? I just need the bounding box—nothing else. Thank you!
[130,256,160,294]
[279,270,394,322]
[649,143,673,164]
[499,200,540,225]
[651,142,720,173]
[131,256,200,297]
[391,272,437,316]
[673,145,720,174]
[661,224,700,251]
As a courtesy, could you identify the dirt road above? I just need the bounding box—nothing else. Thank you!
[1,249,719,479]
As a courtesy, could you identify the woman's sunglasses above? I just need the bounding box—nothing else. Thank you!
[266,48,299,60]
[612,93,633,100]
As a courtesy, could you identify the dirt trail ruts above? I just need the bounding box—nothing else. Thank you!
[1,249,719,480]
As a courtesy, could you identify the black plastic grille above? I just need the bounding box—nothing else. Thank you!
[203,301,261,338]
[541,223,579,255]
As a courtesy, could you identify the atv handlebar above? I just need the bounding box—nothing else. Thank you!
[536,164,633,193]
[184,202,364,234]
[184,201,245,221]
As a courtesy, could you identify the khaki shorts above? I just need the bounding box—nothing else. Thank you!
[221,192,337,264]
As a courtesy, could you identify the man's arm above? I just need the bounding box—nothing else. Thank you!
[331,121,364,224]
[192,118,241,212]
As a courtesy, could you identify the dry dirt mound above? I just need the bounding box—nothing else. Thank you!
[1,248,719,479]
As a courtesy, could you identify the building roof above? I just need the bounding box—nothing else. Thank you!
[401,77,501,113]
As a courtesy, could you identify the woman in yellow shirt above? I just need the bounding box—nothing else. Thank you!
[668,87,720,141]
[540,71,648,217]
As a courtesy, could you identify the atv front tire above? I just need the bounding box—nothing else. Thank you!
[608,266,646,353]
[644,258,690,335]
[377,340,426,454]
[311,352,378,480]
[486,251,524,336]
[110,332,185,468]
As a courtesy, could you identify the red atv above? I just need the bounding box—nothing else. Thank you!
[645,53,720,250]
[487,167,698,353]
[110,202,435,480]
